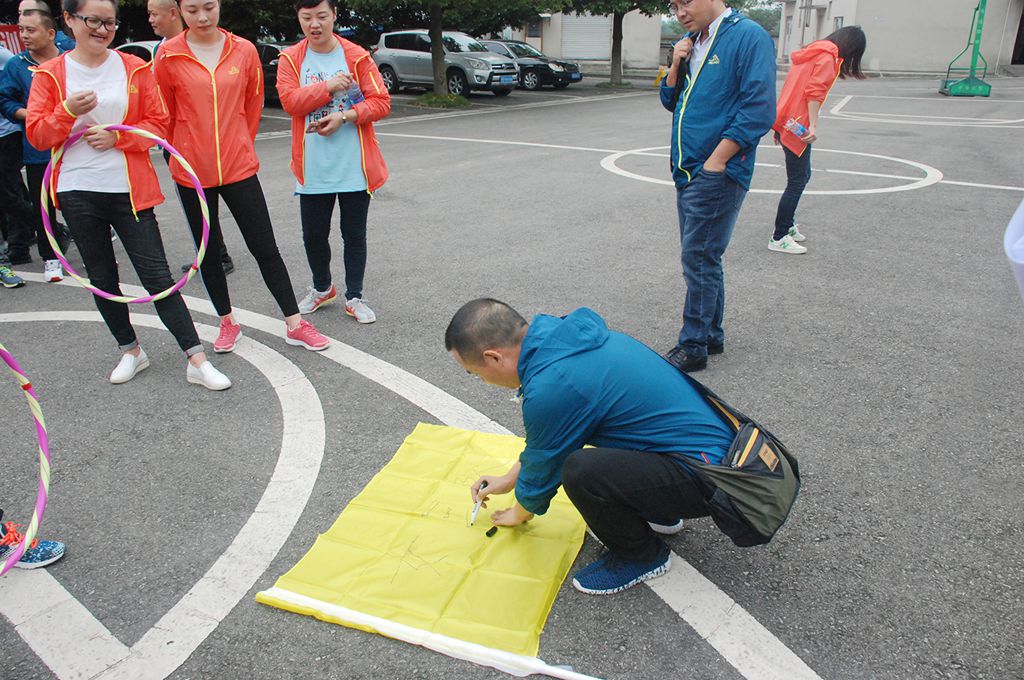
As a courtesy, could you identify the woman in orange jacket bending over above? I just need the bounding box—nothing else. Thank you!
[27,0,230,390]
[153,0,329,352]
[768,26,866,255]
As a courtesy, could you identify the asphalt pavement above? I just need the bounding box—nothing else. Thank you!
[1,76,1023,680]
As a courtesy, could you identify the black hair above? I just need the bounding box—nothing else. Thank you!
[22,10,56,30]
[444,299,528,363]
[294,0,337,11]
[824,26,866,79]
[63,0,118,16]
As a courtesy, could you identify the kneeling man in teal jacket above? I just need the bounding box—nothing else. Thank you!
[446,298,735,595]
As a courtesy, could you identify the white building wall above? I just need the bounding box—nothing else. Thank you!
[780,0,1024,73]
[508,10,661,68]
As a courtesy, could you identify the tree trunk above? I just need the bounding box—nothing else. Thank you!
[610,11,624,86]
[429,4,446,95]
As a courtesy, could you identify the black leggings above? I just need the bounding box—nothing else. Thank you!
[176,174,299,317]
[561,447,714,561]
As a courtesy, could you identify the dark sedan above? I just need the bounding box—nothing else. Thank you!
[479,40,582,90]
[257,42,297,105]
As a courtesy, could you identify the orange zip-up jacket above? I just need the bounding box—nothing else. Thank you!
[26,51,167,213]
[277,36,389,192]
[773,40,843,156]
[153,28,263,188]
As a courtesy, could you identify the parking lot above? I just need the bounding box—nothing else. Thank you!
[2,75,1023,680]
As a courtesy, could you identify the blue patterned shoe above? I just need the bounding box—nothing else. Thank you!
[0,516,66,569]
[0,266,25,289]
[572,542,671,595]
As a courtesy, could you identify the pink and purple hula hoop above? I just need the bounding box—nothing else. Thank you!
[0,343,51,576]
[39,123,211,305]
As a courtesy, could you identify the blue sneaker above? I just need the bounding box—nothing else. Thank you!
[0,514,66,569]
[572,543,671,595]
[0,265,25,289]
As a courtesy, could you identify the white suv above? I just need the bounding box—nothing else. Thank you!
[372,30,518,97]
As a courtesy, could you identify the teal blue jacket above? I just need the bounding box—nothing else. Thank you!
[660,11,776,190]
[514,308,734,515]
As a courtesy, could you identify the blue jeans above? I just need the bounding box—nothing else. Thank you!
[772,144,812,240]
[57,191,203,356]
[676,169,747,355]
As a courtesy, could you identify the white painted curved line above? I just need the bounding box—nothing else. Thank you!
[600,145,945,195]
[0,311,326,680]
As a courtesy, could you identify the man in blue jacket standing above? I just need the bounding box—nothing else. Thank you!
[0,7,68,282]
[447,299,736,595]
[661,0,776,373]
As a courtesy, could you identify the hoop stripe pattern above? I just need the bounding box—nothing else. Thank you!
[39,123,212,305]
[0,343,51,576]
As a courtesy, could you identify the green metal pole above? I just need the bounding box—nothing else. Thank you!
[969,0,987,77]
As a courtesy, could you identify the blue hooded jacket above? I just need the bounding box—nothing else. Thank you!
[0,46,17,138]
[514,308,735,515]
[659,11,776,190]
[0,47,67,164]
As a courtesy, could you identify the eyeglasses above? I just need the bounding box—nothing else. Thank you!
[668,0,696,10]
[71,13,120,31]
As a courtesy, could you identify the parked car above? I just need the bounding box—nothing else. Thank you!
[479,40,582,90]
[116,40,159,62]
[371,30,517,97]
[257,42,294,105]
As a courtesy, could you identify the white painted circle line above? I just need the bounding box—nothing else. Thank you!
[0,311,326,680]
[8,276,818,680]
[601,145,944,195]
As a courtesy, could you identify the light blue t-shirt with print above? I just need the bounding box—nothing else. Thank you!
[297,46,367,194]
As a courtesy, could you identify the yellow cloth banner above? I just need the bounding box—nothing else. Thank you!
[256,423,586,658]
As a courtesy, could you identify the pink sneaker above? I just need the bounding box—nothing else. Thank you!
[214,319,242,353]
[285,319,329,351]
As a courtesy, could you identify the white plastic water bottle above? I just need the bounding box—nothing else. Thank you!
[784,118,808,137]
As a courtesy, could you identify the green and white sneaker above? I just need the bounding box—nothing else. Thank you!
[0,266,25,288]
[768,234,807,254]
[788,225,806,242]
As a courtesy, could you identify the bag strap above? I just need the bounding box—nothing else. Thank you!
[667,35,693,109]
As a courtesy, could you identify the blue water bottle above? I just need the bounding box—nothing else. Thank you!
[347,81,364,106]
[784,118,808,137]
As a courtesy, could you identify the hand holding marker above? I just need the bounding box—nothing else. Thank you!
[470,480,488,525]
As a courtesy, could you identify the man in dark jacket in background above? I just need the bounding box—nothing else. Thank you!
[661,0,776,372]
[446,298,735,595]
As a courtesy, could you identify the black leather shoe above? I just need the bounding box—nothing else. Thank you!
[664,346,707,373]
[707,341,724,355]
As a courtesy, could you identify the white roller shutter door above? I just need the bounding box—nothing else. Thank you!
[560,13,612,60]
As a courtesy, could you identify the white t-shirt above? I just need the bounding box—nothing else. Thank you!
[689,8,731,79]
[58,51,129,193]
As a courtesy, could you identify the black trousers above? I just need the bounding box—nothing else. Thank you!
[26,163,59,261]
[299,191,370,298]
[0,133,35,259]
[57,191,203,355]
[176,174,299,317]
[561,447,714,561]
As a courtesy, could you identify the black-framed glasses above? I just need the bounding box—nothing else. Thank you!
[71,13,120,31]
[668,0,696,10]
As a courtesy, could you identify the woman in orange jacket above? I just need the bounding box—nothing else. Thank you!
[27,0,231,390]
[769,26,866,255]
[277,0,390,323]
[153,0,329,352]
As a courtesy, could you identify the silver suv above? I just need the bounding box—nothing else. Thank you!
[372,30,518,97]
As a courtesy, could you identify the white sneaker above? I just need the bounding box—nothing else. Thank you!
[788,225,806,242]
[110,350,149,384]
[297,284,337,314]
[768,234,807,254]
[43,260,63,282]
[186,360,232,391]
[647,518,685,535]
[345,297,376,324]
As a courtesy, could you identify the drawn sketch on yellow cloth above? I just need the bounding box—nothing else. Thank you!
[256,423,590,677]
